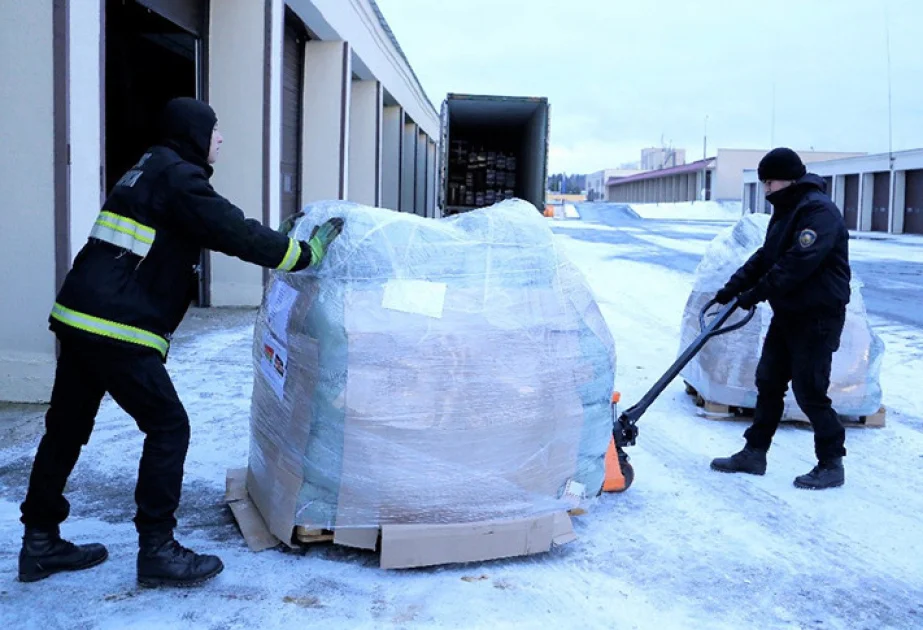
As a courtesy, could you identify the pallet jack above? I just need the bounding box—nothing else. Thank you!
[601,296,756,493]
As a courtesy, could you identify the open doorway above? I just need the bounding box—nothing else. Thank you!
[105,0,198,192]
[105,0,210,304]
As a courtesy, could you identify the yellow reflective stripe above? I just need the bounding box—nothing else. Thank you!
[276,238,301,271]
[89,211,156,257]
[99,211,156,242]
[50,303,169,358]
[96,218,155,245]
[96,219,141,242]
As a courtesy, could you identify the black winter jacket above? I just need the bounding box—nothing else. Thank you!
[50,98,311,360]
[725,173,851,316]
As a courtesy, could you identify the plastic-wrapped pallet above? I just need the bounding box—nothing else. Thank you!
[246,199,616,536]
[679,213,884,419]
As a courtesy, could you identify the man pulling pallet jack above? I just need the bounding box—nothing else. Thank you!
[604,148,851,493]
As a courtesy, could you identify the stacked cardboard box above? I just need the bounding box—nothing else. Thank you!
[447,140,518,210]
[679,213,885,419]
[227,199,617,569]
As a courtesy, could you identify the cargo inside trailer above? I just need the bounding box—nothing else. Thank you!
[442,96,548,215]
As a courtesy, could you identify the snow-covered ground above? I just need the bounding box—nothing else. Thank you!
[629,201,743,222]
[546,203,581,219]
[1,215,922,629]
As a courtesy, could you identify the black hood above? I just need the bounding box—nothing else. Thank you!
[766,172,826,211]
[157,97,217,174]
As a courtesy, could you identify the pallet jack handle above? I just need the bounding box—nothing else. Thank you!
[613,297,756,449]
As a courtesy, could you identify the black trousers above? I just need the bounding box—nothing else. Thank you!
[744,310,847,461]
[20,337,190,537]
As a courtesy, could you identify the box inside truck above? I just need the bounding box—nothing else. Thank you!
[442,95,548,215]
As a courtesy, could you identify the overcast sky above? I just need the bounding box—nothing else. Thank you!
[375,0,923,174]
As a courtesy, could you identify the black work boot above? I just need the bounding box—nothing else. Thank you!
[18,526,108,583]
[137,532,224,588]
[794,458,845,490]
[710,445,767,475]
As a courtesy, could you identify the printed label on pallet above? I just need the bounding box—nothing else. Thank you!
[260,332,288,401]
[265,279,299,344]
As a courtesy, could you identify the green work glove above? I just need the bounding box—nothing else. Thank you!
[278,211,304,235]
[305,217,345,267]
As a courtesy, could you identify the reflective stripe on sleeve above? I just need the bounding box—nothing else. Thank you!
[50,303,169,358]
[276,238,302,271]
[89,210,156,257]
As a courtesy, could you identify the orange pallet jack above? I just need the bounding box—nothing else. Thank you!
[602,297,755,492]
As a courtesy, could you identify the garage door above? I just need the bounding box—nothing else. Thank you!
[843,174,859,230]
[872,172,890,232]
[281,13,306,220]
[904,170,923,235]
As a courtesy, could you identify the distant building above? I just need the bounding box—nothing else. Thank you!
[607,148,865,205]
[607,158,714,205]
[641,147,686,170]
[586,168,645,201]
[743,148,923,235]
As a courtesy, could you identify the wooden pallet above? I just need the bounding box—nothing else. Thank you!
[683,381,886,428]
[294,527,335,545]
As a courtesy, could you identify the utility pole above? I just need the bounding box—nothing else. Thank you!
[700,115,709,203]
[885,0,895,231]
[703,115,708,161]
[770,81,776,147]
[885,0,894,168]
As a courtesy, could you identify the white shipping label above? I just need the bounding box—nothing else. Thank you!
[265,280,299,342]
[259,333,288,401]
[381,279,447,319]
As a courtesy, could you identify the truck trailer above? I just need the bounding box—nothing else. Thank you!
[438,93,550,216]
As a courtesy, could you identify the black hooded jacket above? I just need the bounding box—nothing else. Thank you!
[725,173,851,316]
[50,97,311,360]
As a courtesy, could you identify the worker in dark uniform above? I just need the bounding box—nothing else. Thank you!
[709,148,851,490]
[18,97,344,586]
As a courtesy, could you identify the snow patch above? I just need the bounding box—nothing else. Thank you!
[630,201,743,222]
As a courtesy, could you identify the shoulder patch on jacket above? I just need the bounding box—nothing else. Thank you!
[798,228,817,248]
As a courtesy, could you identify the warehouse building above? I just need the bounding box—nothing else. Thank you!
[743,148,923,235]
[585,168,644,201]
[0,0,440,403]
[607,158,715,204]
[607,148,863,205]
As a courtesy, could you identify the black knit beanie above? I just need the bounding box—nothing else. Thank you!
[757,148,806,181]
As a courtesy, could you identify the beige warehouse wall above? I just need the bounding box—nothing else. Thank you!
[401,120,417,212]
[714,149,866,201]
[303,40,350,203]
[348,79,381,206]
[381,105,402,211]
[69,2,102,257]
[426,139,437,217]
[208,1,274,307]
[415,129,427,215]
[0,3,57,402]
[287,0,438,138]
[267,0,284,229]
